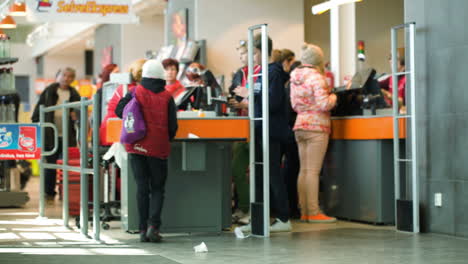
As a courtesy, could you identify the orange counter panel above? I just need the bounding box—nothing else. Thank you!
[108,116,400,142]
[331,116,406,140]
[106,118,250,143]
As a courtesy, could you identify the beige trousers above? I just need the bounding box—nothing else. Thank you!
[295,130,329,216]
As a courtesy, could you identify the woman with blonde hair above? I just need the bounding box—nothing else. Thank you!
[100,59,146,145]
[290,44,337,223]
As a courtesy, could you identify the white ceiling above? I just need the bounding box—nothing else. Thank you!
[23,0,166,57]
[134,0,167,16]
[12,15,36,26]
[46,26,95,56]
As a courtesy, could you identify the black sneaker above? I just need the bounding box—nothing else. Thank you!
[140,231,149,242]
[146,226,162,243]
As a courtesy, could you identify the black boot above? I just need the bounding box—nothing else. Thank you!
[146,226,162,243]
[140,231,149,242]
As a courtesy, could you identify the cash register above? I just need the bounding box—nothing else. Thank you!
[332,67,389,116]
[175,69,227,117]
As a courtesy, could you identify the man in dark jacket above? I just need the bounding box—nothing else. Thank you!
[32,67,80,203]
[241,34,291,234]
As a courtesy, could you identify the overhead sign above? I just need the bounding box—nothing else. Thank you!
[0,124,42,160]
[26,0,138,24]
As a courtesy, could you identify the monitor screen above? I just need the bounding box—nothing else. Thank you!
[331,67,388,116]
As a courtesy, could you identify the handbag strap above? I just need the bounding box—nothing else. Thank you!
[130,86,137,97]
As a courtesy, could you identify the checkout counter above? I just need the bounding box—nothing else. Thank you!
[322,116,406,224]
[321,68,406,225]
[106,115,249,233]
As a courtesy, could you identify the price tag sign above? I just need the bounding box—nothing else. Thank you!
[0,124,41,160]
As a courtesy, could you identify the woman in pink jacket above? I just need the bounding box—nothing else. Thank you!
[290,44,337,223]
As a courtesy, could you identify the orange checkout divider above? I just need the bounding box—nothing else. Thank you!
[330,116,407,140]
[107,116,403,142]
[106,118,250,143]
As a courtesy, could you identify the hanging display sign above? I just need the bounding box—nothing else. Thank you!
[0,124,41,160]
[26,0,138,24]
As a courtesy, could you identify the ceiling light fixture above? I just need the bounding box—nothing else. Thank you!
[312,0,363,15]
[10,2,26,16]
[0,15,17,29]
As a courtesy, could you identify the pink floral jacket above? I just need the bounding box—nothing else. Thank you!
[290,66,336,133]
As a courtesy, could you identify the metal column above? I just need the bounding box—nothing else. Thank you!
[392,22,419,233]
[92,92,101,241]
[38,106,59,218]
[38,105,46,219]
[79,97,89,237]
[62,103,70,227]
[248,24,270,237]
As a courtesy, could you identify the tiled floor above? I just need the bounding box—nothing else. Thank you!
[1,177,468,264]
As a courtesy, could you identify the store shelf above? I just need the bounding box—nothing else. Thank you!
[0,58,19,65]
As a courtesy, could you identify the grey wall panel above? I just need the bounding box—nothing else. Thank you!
[454,182,468,237]
[448,45,468,114]
[452,115,468,181]
[426,50,452,115]
[426,181,456,236]
[447,0,468,49]
[423,0,449,51]
[93,25,122,77]
[406,0,468,237]
[426,116,454,181]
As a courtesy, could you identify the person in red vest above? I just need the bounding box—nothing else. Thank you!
[115,60,178,243]
[228,40,261,225]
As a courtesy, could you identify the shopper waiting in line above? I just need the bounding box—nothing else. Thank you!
[32,67,80,204]
[283,60,302,219]
[96,63,119,146]
[162,58,185,98]
[100,59,146,146]
[232,48,293,103]
[229,40,248,94]
[271,49,283,63]
[228,39,262,225]
[115,60,178,243]
[228,40,261,115]
[240,34,292,233]
[279,49,296,73]
[274,49,300,218]
[96,63,119,90]
[290,44,337,223]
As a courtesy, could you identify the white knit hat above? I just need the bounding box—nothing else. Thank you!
[142,59,165,79]
[300,43,324,68]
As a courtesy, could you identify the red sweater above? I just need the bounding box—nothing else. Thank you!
[165,80,185,98]
[379,76,406,106]
[99,83,136,145]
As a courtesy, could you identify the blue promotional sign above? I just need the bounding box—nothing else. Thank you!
[0,124,42,160]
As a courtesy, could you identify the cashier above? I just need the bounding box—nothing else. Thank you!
[380,49,406,107]
[162,58,185,98]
